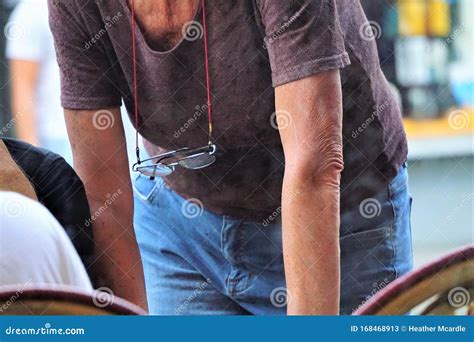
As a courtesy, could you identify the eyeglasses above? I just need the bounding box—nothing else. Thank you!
[133,144,217,178]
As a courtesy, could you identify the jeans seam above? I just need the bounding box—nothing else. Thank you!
[148,177,166,203]
[221,216,236,297]
[220,216,229,261]
[387,177,399,279]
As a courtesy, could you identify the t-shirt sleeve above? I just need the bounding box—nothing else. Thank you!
[47,0,122,109]
[256,0,351,86]
[6,1,46,61]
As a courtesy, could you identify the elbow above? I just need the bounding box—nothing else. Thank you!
[284,141,344,190]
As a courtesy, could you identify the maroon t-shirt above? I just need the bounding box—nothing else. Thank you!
[49,0,407,219]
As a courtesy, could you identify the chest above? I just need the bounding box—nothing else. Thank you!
[128,0,200,51]
[106,1,276,147]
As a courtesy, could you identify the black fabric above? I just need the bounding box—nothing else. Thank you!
[2,138,96,284]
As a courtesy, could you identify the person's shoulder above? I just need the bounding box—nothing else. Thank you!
[47,0,97,11]
[48,0,109,39]
[47,0,101,22]
[2,138,67,176]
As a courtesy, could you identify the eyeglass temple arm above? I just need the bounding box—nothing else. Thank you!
[133,147,190,166]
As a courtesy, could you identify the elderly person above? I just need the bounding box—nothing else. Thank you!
[48,0,412,315]
[0,140,92,291]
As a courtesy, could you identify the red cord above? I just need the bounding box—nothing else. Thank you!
[131,0,213,164]
[131,0,140,163]
[201,0,213,144]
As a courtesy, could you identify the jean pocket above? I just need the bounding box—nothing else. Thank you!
[133,175,163,203]
[340,226,391,250]
[222,219,283,275]
[339,226,397,314]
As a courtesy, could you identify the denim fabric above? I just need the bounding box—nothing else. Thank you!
[133,164,413,315]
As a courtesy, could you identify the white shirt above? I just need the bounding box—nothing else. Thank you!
[0,191,93,290]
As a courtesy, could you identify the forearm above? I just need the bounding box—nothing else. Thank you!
[0,141,37,200]
[86,185,148,311]
[282,178,340,315]
[65,108,148,311]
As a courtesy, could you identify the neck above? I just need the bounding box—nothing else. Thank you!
[132,0,199,22]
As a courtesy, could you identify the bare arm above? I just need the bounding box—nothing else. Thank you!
[0,140,37,200]
[276,70,344,315]
[64,108,147,310]
[9,59,40,145]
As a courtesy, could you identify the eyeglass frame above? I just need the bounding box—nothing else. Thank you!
[132,143,217,178]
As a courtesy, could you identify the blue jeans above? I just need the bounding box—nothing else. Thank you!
[133,164,413,315]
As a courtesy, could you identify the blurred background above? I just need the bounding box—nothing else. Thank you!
[0,0,472,266]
